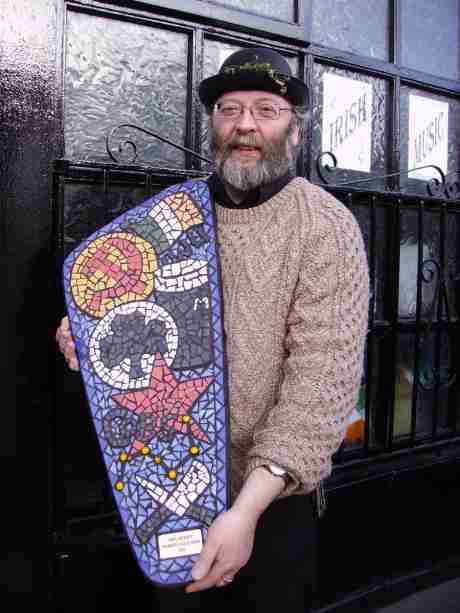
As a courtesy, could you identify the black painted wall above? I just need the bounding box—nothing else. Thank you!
[1,0,62,604]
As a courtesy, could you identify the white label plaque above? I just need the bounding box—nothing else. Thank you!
[408,94,448,181]
[158,529,203,560]
[322,73,373,173]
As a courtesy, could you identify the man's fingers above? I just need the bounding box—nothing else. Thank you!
[186,540,224,592]
[56,316,80,371]
[216,574,235,588]
[185,575,217,593]
[68,356,80,371]
[186,563,235,593]
[191,542,218,581]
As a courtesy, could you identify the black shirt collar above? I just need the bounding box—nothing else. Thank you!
[207,171,294,209]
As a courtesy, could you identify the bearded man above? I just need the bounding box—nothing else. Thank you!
[56,47,369,612]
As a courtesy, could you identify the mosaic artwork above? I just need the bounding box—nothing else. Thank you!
[63,180,229,586]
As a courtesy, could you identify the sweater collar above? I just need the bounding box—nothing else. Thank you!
[207,171,294,209]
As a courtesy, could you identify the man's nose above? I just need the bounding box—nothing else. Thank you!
[234,108,258,131]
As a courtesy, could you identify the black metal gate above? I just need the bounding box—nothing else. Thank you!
[50,157,460,610]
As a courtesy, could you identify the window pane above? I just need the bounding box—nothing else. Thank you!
[394,330,455,440]
[311,63,389,187]
[65,11,188,166]
[400,87,460,197]
[62,182,148,256]
[399,208,441,323]
[311,0,389,60]
[401,0,460,81]
[207,0,295,21]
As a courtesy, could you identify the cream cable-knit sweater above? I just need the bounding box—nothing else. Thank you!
[214,177,369,499]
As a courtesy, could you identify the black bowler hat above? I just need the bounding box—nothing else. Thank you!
[199,47,308,108]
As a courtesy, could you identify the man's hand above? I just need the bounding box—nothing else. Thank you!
[186,465,286,593]
[186,508,256,592]
[55,316,80,371]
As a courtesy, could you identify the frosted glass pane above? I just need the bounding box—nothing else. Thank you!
[65,11,188,166]
[401,0,460,80]
[311,63,388,186]
[208,0,294,22]
[400,87,460,196]
[311,0,389,60]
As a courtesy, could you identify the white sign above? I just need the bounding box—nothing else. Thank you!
[408,94,449,181]
[158,529,203,560]
[322,74,373,173]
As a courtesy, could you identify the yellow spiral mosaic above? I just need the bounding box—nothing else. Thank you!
[70,232,157,318]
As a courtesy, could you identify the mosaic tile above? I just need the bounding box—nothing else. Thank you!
[63,181,228,586]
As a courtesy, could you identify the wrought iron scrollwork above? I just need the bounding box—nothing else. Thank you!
[425,167,447,198]
[106,123,213,166]
[420,258,440,286]
[416,258,456,391]
[316,151,338,185]
[316,152,460,200]
[417,364,456,391]
[444,170,460,199]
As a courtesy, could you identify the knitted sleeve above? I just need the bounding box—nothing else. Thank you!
[245,187,369,496]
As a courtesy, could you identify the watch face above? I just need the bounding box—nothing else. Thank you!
[267,464,287,477]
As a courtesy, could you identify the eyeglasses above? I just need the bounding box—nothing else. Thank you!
[214,101,292,121]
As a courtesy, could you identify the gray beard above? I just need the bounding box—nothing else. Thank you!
[218,156,291,192]
[211,128,297,193]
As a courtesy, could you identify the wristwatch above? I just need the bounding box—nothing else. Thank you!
[261,463,291,487]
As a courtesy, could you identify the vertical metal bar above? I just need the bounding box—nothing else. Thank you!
[452,318,460,435]
[390,0,400,66]
[411,199,424,443]
[431,337,441,439]
[186,29,198,171]
[146,168,153,196]
[293,0,299,25]
[364,195,377,452]
[192,28,204,171]
[103,168,108,197]
[302,0,313,42]
[389,1,401,191]
[51,166,68,538]
[296,49,307,179]
[389,77,401,192]
[446,208,459,435]
[50,0,68,564]
[304,53,314,180]
[386,198,402,451]
[431,202,448,436]
[437,203,447,322]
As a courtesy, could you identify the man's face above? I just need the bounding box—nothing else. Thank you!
[209,90,300,193]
